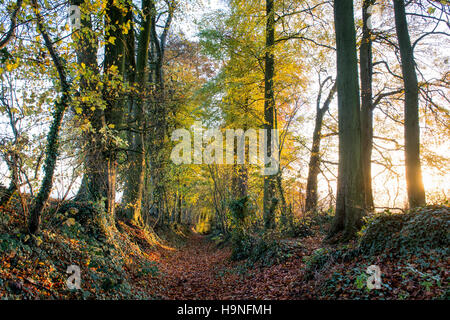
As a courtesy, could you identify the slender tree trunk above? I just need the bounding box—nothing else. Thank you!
[0,0,23,49]
[360,0,375,211]
[233,164,248,199]
[123,0,153,225]
[305,81,337,213]
[328,0,365,242]
[393,0,426,208]
[276,172,287,211]
[176,192,182,224]
[28,0,70,234]
[263,0,277,230]
[232,130,248,200]
[147,1,173,225]
[124,3,136,147]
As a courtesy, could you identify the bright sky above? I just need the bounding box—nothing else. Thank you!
[173,0,229,39]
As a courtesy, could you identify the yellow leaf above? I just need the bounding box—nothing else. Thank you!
[64,218,76,227]
[109,65,118,73]
[6,63,14,72]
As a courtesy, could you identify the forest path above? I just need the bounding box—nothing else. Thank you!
[149,232,313,299]
[152,232,236,299]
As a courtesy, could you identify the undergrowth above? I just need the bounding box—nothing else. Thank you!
[0,199,167,299]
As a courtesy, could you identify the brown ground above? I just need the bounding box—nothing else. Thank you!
[147,233,318,299]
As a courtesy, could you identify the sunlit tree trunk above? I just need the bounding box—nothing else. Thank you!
[328,0,365,242]
[393,0,426,208]
[93,0,127,221]
[360,0,375,211]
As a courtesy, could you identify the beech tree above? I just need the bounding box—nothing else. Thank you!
[360,0,375,211]
[122,0,154,225]
[393,0,426,208]
[328,0,365,241]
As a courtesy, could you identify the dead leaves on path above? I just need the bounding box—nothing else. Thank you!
[144,233,319,300]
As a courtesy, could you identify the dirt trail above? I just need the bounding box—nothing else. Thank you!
[149,233,312,300]
[152,233,235,299]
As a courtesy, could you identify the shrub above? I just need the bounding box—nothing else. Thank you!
[278,210,313,238]
[304,247,332,274]
[230,231,256,261]
[138,261,159,277]
[230,231,291,267]
[359,205,449,256]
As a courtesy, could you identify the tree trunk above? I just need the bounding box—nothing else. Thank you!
[97,0,127,220]
[147,1,173,225]
[328,0,365,242]
[393,0,426,208]
[233,164,248,199]
[123,0,153,225]
[28,0,70,234]
[263,0,277,230]
[360,0,375,211]
[75,1,124,220]
[176,193,182,224]
[305,81,337,213]
[72,0,99,203]
[150,1,167,223]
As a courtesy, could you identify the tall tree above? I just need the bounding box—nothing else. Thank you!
[147,0,174,224]
[78,0,127,226]
[328,0,365,241]
[305,77,336,213]
[74,0,130,229]
[73,0,99,202]
[28,0,71,233]
[360,0,375,210]
[263,0,277,229]
[123,0,154,225]
[393,0,426,208]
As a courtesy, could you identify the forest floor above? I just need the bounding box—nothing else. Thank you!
[137,228,449,300]
[149,232,320,299]
[0,203,448,300]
